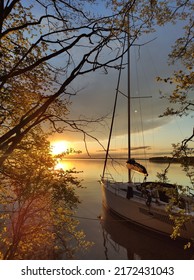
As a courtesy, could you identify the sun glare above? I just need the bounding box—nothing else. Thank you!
[54,160,72,171]
[51,141,69,155]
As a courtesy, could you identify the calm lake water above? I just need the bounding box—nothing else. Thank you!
[61,159,194,260]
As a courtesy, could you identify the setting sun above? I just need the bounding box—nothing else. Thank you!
[51,141,69,155]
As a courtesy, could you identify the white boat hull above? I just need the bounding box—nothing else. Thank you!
[101,180,194,240]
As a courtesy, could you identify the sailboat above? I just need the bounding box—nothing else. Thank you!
[101,27,194,241]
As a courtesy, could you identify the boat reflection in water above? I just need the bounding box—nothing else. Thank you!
[100,206,194,260]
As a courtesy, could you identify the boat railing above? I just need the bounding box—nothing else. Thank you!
[105,180,129,197]
[102,172,115,183]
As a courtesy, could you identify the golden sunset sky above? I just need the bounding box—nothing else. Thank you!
[48,5,193,159]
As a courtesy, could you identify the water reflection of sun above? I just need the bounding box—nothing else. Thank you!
[54,161,71,171]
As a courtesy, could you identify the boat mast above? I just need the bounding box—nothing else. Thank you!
[102,14,131,181]
[102,38,126,179]
[127,14,131,182]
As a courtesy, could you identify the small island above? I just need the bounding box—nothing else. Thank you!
[149,156,194,164]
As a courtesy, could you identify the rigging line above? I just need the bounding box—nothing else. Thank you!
[0,210,155,223]
[118,89,152,99]
[102,34,127,179]
[134,50,147,162]
[173,115,184,138]
[70,214,100,221]
[0,210,100,221]
[66,212,155,223]
[143,45,160,156]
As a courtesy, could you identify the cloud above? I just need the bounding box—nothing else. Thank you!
[54,22,187,152]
